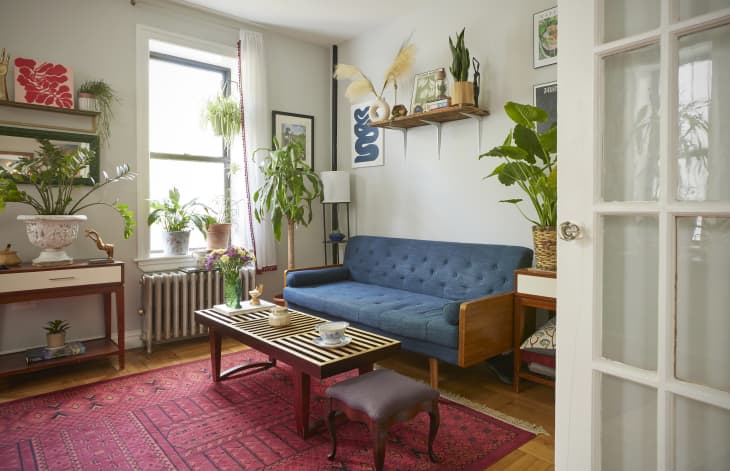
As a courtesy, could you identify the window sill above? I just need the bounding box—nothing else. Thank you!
[135,254,196,273]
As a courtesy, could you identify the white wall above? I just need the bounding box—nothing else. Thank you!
[0,0,330,352]
[336,0,555,248]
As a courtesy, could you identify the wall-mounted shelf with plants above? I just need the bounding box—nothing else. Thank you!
[0,100,99,134]
[368,104,489,158]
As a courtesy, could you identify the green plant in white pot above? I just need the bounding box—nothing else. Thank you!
[44,320,70,348]
[253,138,323,270]
[147,187,210,256]
[78,80,118,146]
[0,139,136,265]
[479,101,557,271]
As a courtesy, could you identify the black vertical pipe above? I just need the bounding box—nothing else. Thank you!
[331,45,340,264]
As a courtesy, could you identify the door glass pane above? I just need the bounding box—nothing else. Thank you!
[679,0,730,21]
[603,0,660,43]
[677,24,730,201]
[676,216,730,392]
[602,216,658,370]
[602,45,661,202]
[674,395,730,469]
[601,374,657,471]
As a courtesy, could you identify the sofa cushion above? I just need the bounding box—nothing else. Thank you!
[286,266,350,287]
[343,236,532,301]
[283,281,458,349]
[442,301,463,326]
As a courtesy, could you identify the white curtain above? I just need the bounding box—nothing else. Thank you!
[233,30,277,271]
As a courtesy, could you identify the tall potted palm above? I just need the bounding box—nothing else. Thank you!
[479,101,557,271]
[252,138,323,270]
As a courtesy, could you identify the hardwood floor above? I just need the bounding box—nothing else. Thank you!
[0,338,555,470]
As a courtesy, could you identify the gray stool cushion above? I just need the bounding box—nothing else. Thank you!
[326,369,439,421]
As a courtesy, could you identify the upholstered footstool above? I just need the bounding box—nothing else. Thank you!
[326,369,440,471]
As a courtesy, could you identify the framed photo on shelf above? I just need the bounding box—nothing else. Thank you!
[411,68,446,114]
[271,110,314,169]
[533,7,558,68]
[533,81,557,134]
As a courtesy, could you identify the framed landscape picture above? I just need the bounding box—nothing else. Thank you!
[411,68,444,114]
[533,7,558,68]
[272,111,314,169]
[533,81,557,134]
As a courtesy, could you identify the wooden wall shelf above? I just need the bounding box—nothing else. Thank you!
[368,104,489,130]
[0,100,98,133]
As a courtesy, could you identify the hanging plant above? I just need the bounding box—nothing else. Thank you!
[78,80,118,146]
[203,94,241,149]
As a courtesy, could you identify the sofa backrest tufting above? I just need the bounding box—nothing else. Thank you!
[343,236,533,301]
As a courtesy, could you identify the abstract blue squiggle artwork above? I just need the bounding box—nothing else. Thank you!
[351,104,382,167]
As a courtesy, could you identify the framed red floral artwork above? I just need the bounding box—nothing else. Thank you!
[13,57,74,109]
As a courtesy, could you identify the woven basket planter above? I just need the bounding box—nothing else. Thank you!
[532,226,557,271]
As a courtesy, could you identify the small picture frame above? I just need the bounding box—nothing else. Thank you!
[533,81,557,134]
[271,111,314,169]
[533,7,558,68]
[411,68,446,114]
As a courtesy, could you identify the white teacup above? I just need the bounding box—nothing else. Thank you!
[316,321,349,344]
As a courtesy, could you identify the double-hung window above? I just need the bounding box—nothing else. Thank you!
[147,45,235,254]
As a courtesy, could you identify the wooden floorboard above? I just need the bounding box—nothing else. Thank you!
[0,338,555,470]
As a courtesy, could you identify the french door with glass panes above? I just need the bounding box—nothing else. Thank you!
[557,1,730,469]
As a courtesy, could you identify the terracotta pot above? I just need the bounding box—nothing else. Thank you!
[46,332,66,348]
[451,81,475,106]
[206,223,231,250]
[532,226,557,271]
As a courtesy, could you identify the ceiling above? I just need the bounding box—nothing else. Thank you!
[173,0,424,45]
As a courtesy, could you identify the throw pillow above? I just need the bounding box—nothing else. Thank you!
[520,317,556,356]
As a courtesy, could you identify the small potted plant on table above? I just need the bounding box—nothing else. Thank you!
[44,320,70,348]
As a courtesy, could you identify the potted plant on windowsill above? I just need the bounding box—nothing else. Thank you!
[479,101,557,271]
[253,138,323,271]
[147,187,210,256]
[77,80,118,146]
[0,139,136,265]
[44,320,70,348]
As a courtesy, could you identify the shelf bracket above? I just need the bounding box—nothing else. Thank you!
[420,120,442,159]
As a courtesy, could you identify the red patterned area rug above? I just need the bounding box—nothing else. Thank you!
[0,350,535,470]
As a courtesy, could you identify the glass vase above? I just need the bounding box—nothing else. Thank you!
[223,272,242,309]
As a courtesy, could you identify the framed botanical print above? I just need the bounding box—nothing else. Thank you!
[271,110,314,169]
[411,68,446,114]
[533,7,558,68]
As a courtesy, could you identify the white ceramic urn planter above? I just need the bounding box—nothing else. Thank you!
[17,214,87,266]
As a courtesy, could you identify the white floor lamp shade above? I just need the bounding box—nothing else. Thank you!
[321,171,351,203]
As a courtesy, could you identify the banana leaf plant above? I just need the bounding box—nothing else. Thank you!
[253,138,323,270]
[479,101,557,227]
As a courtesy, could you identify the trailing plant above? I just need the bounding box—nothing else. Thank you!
[148,187,210,235]
[44,320,70,334]
[479,101,557,227]
[0,139,136,238]
[202,94,241,149]
[78,80,118,145]
[449,28,471,81]
[253,138,323,269]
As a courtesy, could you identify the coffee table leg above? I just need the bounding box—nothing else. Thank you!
[293,371,311,438]
[209,328,222,381]
[358,363,373,375]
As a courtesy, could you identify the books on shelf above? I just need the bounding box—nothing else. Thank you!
[26,341,86,364]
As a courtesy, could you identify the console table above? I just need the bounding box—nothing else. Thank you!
[513,268,556,392]
[0,260,125,377]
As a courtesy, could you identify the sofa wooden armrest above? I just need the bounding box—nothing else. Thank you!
[457,292,514,367]
[283,264,343,287]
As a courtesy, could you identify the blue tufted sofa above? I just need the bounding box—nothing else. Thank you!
[284,236,533,387]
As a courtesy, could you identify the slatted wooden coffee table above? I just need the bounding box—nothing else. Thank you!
[194,306,400,438]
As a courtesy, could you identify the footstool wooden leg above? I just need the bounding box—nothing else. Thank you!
[372,420,388,471]
[327,402,337,460]
[428,400,440,462]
